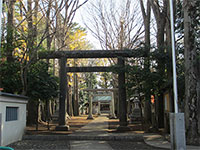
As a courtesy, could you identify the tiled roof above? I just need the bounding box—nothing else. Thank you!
[93,96,111,102]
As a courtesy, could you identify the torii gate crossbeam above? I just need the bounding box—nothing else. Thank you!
[38,49,145,59]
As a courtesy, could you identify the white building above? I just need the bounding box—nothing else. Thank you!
[0,92,28,146]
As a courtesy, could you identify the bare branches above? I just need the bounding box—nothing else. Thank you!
[84,0,143,51]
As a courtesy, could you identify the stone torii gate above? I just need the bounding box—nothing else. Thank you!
[83,88,117,119]
[38,49,144,131]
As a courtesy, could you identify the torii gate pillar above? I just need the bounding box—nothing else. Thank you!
[87,93,94,120]
[55,57,69,131]
[117,57,130,131]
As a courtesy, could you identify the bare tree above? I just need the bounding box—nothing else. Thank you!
[84,0,143,52]
[83,0,145,119]
[10,0,88,95]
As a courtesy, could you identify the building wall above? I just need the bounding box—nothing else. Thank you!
[0,94,28,146]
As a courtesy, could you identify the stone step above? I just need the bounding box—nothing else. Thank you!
[23,134,144,142]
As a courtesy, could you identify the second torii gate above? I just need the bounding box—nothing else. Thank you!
[83,89,117,119]
[38,49,145,131]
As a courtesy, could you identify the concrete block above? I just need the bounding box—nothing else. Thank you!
[170,113,186,150]
[0,113,2,146]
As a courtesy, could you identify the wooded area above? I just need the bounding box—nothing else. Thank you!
[0,0,199,145]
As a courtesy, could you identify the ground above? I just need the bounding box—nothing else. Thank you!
[8,115,168,150]
[25,115,95,135]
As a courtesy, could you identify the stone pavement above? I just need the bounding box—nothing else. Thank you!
[144,134,200,150]
[70,114,113,150]
[8,114,200,150]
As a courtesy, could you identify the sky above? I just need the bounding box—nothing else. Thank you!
[74,0,102,50]
[74,0,130,50]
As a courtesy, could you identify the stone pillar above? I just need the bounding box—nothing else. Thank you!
[110,92,116,119]
[117,57,130,131]
[98,102,101,115]
[56,98,59,112]
[87,93,94,119]
[56,57,69,131]
[109,101,112,116]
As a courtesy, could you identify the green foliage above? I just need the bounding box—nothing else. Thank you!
[78,72,98,111]
[27,61,59,101]
[98,72,113,89]
[125,58,160,99]
[79,90,88,112]
[0,60,58,102]
[85,73,98,89]
[0,61,22,94]
[123,45,184,100]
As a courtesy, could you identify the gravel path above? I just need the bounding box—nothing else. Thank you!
[8,139,168,150]
[108,141,168,150]
[8,140,70,150]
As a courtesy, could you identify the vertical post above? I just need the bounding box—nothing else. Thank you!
[110,92,116,119]
[169,0,178,113]
[98,102,101,115]
[0,0,3,88]
[0,113,2,146]
[0,0,2,56]
[109,101,112,116]
[73,59,79,116]
[117,57,130,131]
[87,93,94,119]
[56,57,69,131]
[74,73,79,116]
[169,1,186,149]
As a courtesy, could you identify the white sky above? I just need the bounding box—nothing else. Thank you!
[74,0,131,50]
[74,0,101,49]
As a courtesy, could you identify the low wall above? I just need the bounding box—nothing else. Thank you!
[0,92,28,146]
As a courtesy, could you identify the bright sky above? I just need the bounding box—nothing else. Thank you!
[74,0,134,50]
[74,0,101,50]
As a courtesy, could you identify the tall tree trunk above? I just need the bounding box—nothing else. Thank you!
[184,0,200,145]
[33,0,38,45]
[6,0,16,62]
[21,0,34,95]
[165,0,175,119]
[150,0,168,128]
[46,0,52,51]
[27,0,34,53]
[139,0,152,126]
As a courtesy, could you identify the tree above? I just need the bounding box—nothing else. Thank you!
[150,0,168,128]
[64,23,92,116]
[139,0,152,127]
[6,0,16,62]
[0,0,90,125]
[84,1,144,118]
[0,61,22,94]
[183,0,200,145]
[98,72,112,89]
[84,0,143,51]
[0,0,89,95]
[26,61,58,125]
